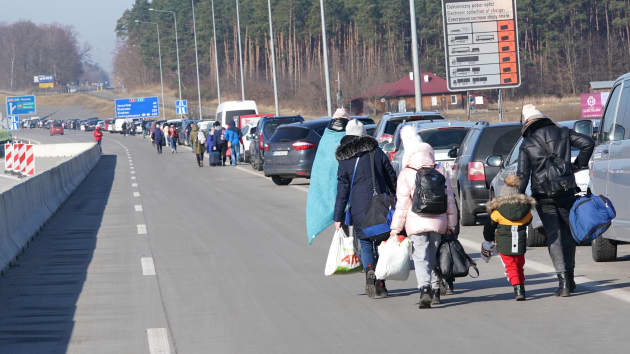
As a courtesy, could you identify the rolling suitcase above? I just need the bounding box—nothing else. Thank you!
[209,151,221,166]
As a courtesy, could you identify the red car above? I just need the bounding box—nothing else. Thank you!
[50,121,64,136]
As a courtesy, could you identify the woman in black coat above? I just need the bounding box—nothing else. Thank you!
[333,119,397,299]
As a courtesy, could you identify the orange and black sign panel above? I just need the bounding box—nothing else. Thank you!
[497,20,515,32]
[501,73,518,85]
[498,31,515,42]
[499,42,516,53]
[500,52,517,63]
[500,63,518,74]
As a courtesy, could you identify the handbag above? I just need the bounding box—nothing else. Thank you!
[324,228,362,276]
[361,151,396,239]
[437,234,479,279]
[344,158,360,226]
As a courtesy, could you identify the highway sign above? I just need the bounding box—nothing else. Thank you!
[8,116,19,131]
[441,0,521,91]
[115,97,160,119]
[33,74,54,83]
[176,100,188,115]
[6,96,36,116]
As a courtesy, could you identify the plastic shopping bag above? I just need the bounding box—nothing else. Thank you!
[324,228,362,276]
[375,237,412,281]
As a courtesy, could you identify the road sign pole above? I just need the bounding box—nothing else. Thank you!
[191,0,204,120]
[267,0,280,116]
[320,0,332,117]
[236,0,246,101]
[156,23,166,120]
[211,0,222,105]
[498,89,503,122]
[410,0,423,112]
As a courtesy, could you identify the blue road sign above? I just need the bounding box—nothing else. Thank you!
[6,96,36,116]
[176,100,188,115]
[115,96,160,119]
[8,116,20,131]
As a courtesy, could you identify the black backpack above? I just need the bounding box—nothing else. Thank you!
[411,167,447,214]
[531,131,576,197]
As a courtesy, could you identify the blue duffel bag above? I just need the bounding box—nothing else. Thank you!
[569,194,616,245]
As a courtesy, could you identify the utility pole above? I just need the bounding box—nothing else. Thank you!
[409,0,423,112]
[498,89,503,122]
[267,0,279,116]
[236,0,246,101]
[149,9,182,112]
[320,0,332,116]
[211,0,221,104]
[135,20,166,120]
[191,0,203,120]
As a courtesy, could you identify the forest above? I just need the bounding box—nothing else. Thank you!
[0,21,105,91]
[114,0,630,111]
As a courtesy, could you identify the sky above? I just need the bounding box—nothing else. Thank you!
[0,0,135,73]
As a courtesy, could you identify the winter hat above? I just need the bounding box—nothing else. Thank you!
[499,173,520,196]
[332,108,349,119]
[400,125,433,168]
[345,119,366,137]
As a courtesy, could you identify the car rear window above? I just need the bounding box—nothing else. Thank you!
[473,126,522,160]
[418,128,469,150]
[53,123,62,127]
[263,118,303,138]
[270,126,309,142]
[384,115,444,135]
[225,110,256,124]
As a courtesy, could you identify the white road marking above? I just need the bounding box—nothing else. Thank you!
[137,224,147,235]
[135,204,143,212]
[132,183,138,187]
[131,176,136,180]
[131,171,136,174]
[146,328,171,354]
[141,257,156,275]
[133,192,141,197]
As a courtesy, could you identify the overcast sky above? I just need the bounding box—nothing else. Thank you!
[0,0,135,73]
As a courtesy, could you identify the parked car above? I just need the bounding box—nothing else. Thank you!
[385,121,475,177]
[197,120,216,133]
[373,112,445,144]
[264,119,330,185]
[241,124,258,163]
[488,119,595,247]
[589,72,630,261]
[215,100,258,127]
[365,124,377,137]
[50,121,64,136]
[178,120,198,146]
[449,121,522,226]
[249,116,305,171]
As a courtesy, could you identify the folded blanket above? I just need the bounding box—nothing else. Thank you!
[306,128,346,244]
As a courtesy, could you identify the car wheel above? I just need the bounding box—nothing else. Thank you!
[459,189,475,226]
[271,176,292,186]
[592,236,617,262]
[526,225,547,247]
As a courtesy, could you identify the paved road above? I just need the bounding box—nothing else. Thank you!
[2,129,630,354]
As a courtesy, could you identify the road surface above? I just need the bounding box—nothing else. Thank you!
[1,129,629,354]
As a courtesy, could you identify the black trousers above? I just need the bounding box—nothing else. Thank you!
[218,144,227,165]
[156,143,163,154]
[536,194,576,273]
[196,153,204,165]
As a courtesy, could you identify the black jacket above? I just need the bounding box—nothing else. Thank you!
[333,136,397,231]
[517,119,594,198]
[483,193,535,256]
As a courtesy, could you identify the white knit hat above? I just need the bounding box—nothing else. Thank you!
[522,104,546,124]
[332,108,349,119]
[345,119,366,137]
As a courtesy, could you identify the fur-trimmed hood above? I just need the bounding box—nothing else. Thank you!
[335,136,378,161]
[487,193,536,222]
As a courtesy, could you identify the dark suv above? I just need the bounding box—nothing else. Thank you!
[449,121,522,226]
[249,116,305,171]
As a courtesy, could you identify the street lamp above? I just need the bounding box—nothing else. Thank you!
[409,0,423,112]
[149,8,182,107]
[319,0,332,117]
[135,20,166,120]
[235,0,246,101]
[191,0,203,120]
[267,0,279,116]
[211,0,221,105]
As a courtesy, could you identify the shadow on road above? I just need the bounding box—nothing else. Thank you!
[0,155,116,353]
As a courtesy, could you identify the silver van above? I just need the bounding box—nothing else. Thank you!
[590,72,630,261]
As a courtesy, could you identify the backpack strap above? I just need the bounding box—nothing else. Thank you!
[369,151,377,196]
[347,157,360,206]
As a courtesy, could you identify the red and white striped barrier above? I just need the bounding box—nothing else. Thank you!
[19,143,27,175]
[13,143,22,174]
[4,143,12,173]
[24,144,34,176]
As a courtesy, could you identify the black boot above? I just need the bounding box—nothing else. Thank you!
[419,286,432,309]
[365,269,376,299]
[375,279,388,298]
[445,278,454,295]
[514,285,526,301]
[555,273,571,297]
[431,287,441,305]
[566,270,576,293]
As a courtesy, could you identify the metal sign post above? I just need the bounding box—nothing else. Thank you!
[441,0,521,92]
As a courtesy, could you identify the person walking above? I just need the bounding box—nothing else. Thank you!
[190,124,205,167]
[151,124,165,154]
[121,121,127,136]
[483,173,535,301]
[225,121,241,166]
[168,124,179,153]
[333,119,397,299]
[212,122,228,166]
[517,104,594,297]
[389,126,457,309]
[206,127,217,166]
[93,126,103,153]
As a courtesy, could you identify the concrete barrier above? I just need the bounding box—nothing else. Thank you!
[0,142,100,272]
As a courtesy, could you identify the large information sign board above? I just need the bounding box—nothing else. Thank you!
[115,96,160,119]
[442,0,521,91]
[6,95,36,116]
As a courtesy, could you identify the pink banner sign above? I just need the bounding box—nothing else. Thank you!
[581,93,606,118]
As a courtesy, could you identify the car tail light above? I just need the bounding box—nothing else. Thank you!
[379,134,393,143]
[259,132,264,149]
[468,162,485,181]
[296,171,309,176]
[388,151,397,161]
[292,141,316,151]
[263,143,270,151]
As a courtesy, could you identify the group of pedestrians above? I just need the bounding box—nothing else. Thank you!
[319,105,594,309]
[188,121,243,168]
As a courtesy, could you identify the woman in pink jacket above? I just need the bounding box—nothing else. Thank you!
[389,126,458,309]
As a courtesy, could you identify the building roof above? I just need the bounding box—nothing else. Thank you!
[590,81,614,90]
[354,73,452,100]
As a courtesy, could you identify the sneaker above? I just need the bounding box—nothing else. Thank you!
[375,279,388,298]
[365,270,377,298]
[419,286,432,309]
[514,285,526,301]
[431,288,441,305]
[445,279,454,295]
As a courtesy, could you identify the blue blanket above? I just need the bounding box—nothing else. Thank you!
[306,128,346,244]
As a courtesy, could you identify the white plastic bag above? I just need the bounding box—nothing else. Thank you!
[375,237,412,281]
[324,228,362,276]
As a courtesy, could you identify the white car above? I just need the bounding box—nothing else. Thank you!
[215,100,258,127]
[241,124,258,162]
